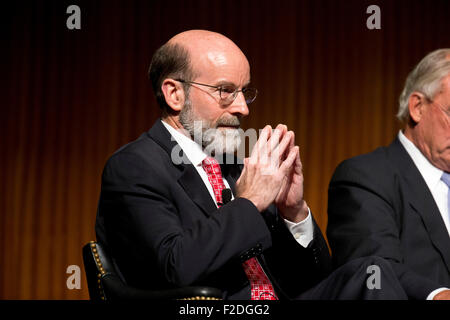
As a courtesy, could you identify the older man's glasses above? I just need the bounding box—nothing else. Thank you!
[176,79,258,105]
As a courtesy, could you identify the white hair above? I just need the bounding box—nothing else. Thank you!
[397,48,450,122]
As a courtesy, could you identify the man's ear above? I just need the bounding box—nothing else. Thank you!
[408,92,426,123]
[161,79,185,112]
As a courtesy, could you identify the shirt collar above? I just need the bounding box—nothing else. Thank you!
[161,119,207,167]
[398,130,444,191]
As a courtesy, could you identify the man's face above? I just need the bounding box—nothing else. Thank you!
[179,45,251,155]
[415,74,450,172]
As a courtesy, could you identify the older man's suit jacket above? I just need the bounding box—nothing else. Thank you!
[95,119,331,299]
[327,137,450,300]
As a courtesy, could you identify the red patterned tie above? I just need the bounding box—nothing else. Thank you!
[201,157,278,300]
[202,157,226,205]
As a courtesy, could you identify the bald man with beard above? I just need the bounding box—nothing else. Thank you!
[95,30,407,300]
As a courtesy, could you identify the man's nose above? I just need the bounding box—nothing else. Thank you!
[228,91,249,117]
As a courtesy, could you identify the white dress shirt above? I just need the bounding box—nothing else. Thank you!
[161,120,314,248]
[398,130,450,299]
[398,131,450,235]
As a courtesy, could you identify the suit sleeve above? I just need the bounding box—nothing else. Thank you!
[262,207,332,298]
[97,152,272,287]
[327,160,443,299]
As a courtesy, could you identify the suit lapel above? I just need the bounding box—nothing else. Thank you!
[221,161,243,196]
[388,138,450,271]
[178,164,217,216]
[147,119,217,217]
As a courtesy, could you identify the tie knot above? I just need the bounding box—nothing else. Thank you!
[202,157,221,173]
[441,172,450,187]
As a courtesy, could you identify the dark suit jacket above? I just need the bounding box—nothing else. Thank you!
[96,119,331,299]
[327,137,450,300]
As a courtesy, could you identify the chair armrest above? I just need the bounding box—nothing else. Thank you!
[102,273,222,300]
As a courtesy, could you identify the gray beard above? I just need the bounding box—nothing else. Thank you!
[179,98,242,155]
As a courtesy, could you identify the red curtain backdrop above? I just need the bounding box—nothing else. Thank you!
[2,0,449,299]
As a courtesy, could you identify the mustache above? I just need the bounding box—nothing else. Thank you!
[215,116,241,127]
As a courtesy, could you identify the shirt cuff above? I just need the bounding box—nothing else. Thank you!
[426,287,449,300]
[283,208,314,248]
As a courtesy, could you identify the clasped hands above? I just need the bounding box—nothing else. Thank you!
[236,124,308,223]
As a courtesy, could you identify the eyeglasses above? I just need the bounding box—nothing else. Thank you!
[176,79,258,105]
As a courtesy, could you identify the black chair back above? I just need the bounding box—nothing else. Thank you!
[82,241,119,300]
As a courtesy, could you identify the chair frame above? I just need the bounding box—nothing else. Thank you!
[82,241,222,300]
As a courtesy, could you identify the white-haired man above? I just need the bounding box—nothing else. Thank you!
[328,49,450,300]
